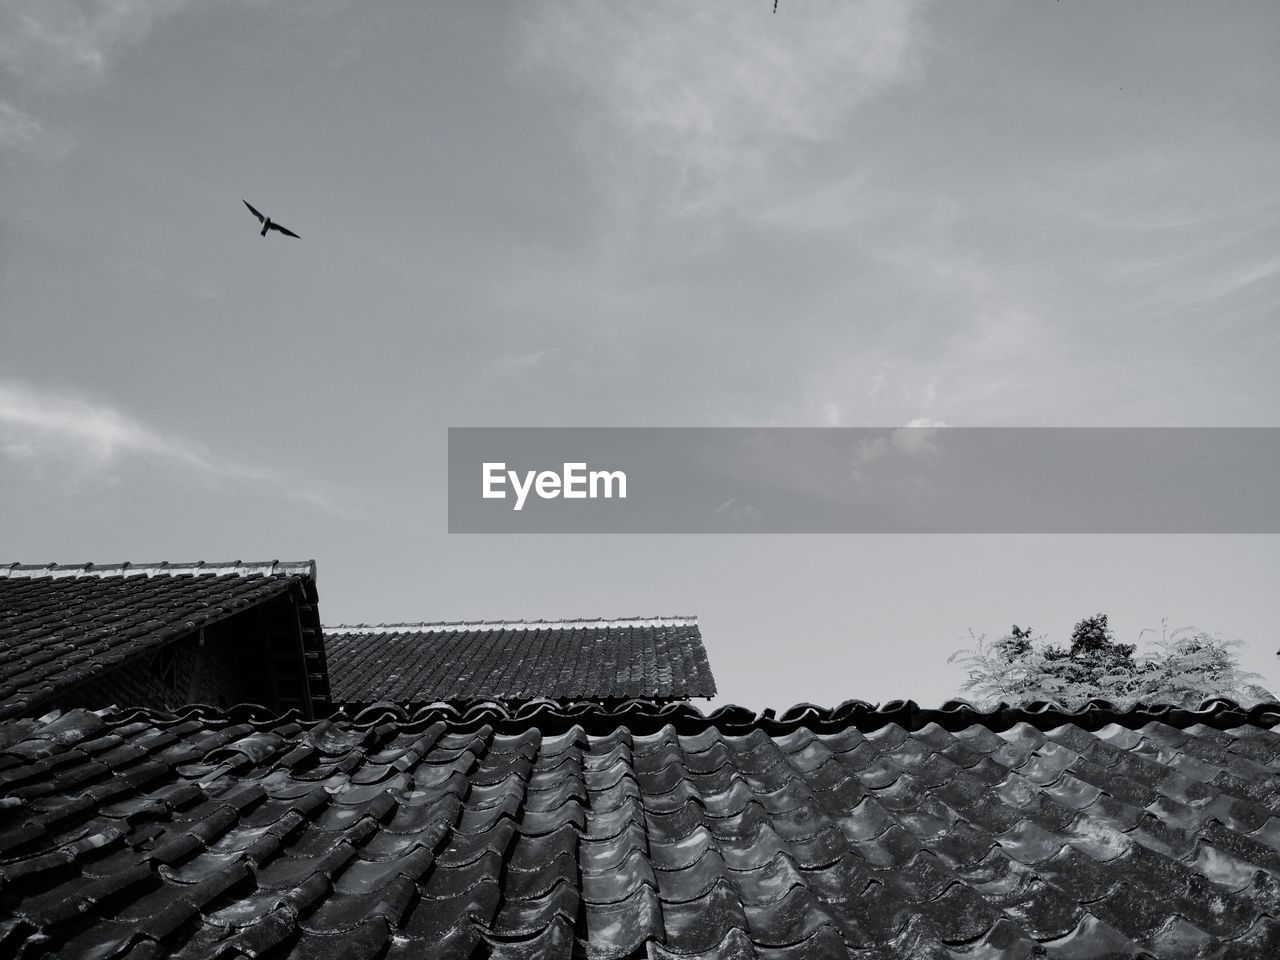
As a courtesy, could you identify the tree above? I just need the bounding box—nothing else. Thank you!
[948,614,1270,709]
[1128,621,1270,706]
[1042,613,1139,698]
[947,625,1065,706]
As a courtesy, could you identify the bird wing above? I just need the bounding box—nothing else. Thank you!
[269,222,301,239]
[243,200,266,223]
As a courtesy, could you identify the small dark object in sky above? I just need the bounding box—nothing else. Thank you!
[242,199,300,238]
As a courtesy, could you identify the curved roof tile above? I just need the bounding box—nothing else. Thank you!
[1,699,1278,958]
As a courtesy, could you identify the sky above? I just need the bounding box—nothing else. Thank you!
[2,0,1278,709]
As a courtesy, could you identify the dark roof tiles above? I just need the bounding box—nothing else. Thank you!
[1,699,1280,958]
[0,562,317,722]
[324,616,716,704]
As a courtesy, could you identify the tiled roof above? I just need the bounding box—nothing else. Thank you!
[2,698,1280,959]
[324,616,716,704]
[0,561,318,722]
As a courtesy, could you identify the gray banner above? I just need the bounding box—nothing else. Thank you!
[447,427,1280,533]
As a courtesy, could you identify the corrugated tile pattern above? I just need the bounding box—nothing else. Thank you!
[332,696,1280,738]
[2,701,1280,959]
[0,572,303,722]
[325,618,716,703]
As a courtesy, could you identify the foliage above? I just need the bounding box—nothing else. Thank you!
[948,613,1270,709]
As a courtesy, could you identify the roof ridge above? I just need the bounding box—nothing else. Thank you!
[324,615,699,635]
[0,560,316,581]
[63,695,1280,734]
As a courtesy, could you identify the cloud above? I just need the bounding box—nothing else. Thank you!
[504,348,555,370]
[0,0,193,88]
[856,417,948,464]
[713,497,760,522]
[749,168,874,233]
[1,378,216,467]
[0,379,350,513]
[520,0,929,219]
[867,359,895,404]
[892,417,947,455]
[0,98,73,161]
[0,100,41,154]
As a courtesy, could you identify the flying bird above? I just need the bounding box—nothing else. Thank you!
[242,200,300,238]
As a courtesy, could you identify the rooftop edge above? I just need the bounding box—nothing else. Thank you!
[12,695,1278,736]
[324,616,699,635]
[0,560,317,581]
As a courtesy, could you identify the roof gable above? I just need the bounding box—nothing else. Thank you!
[0,561,326,720]
[323,615,716,704]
